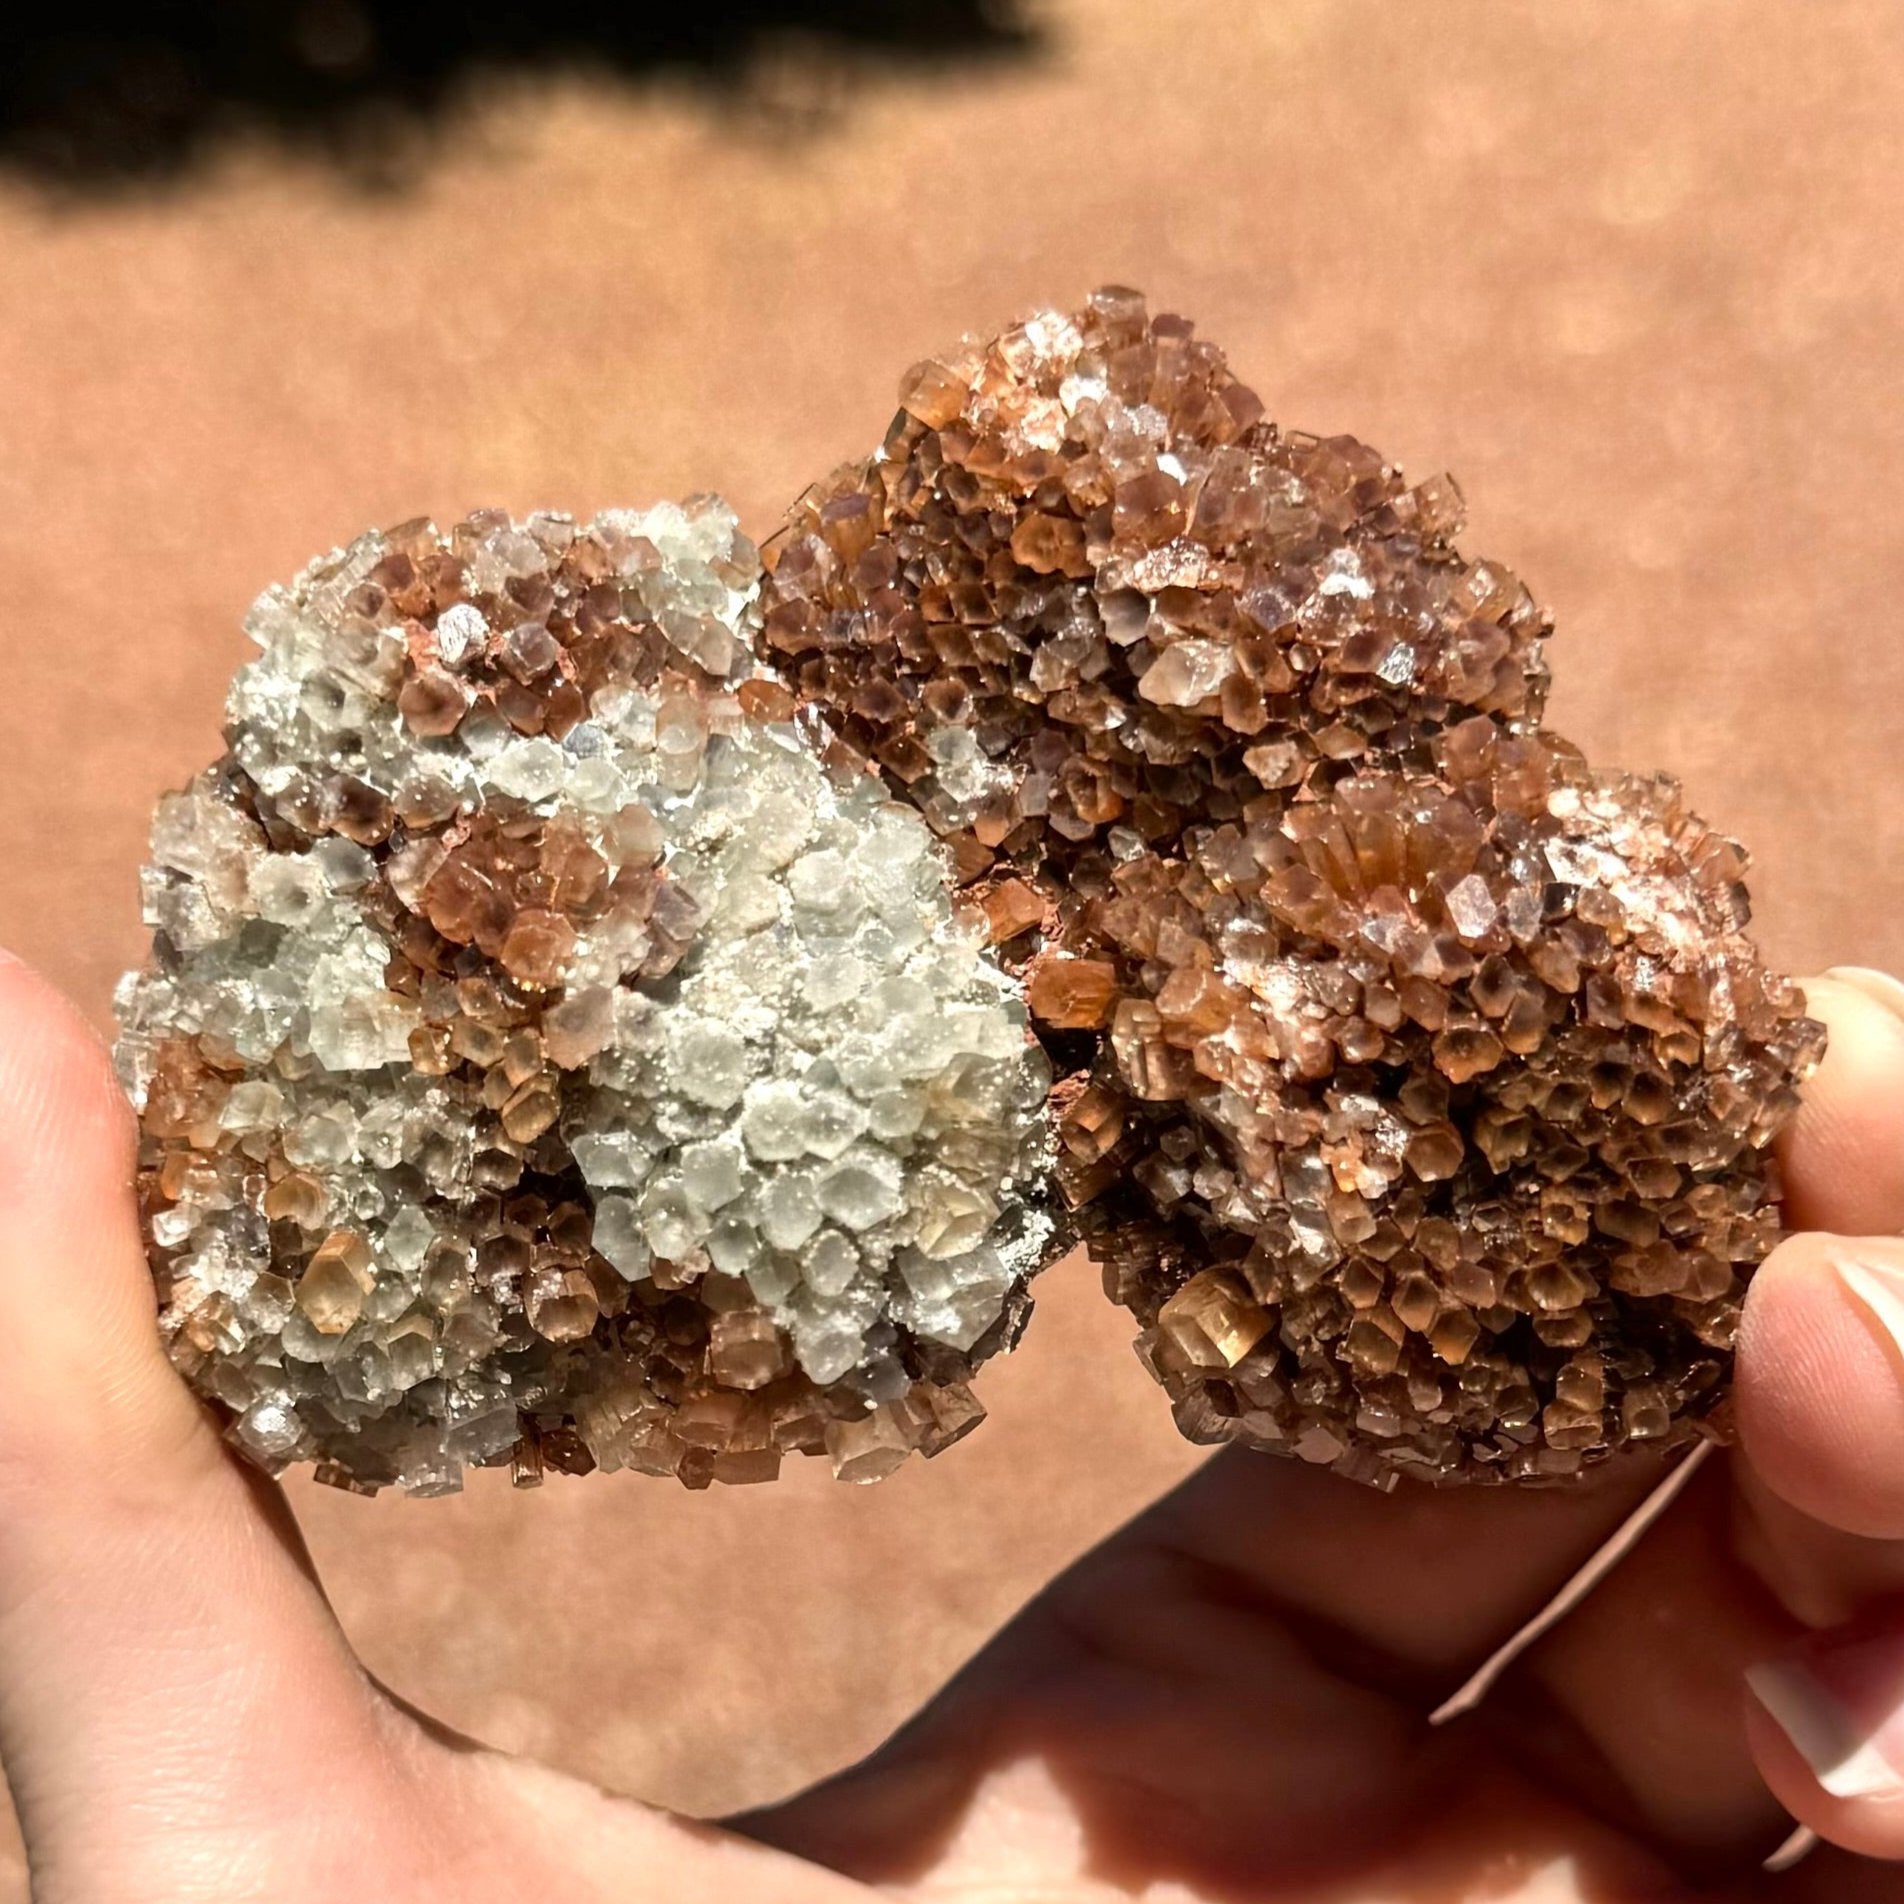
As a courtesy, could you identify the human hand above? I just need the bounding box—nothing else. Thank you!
[3,951,1904,1902]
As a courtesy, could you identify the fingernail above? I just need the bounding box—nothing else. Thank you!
[1749,1624,1904,1799]
[1836,1259,1904,1378]
[1823,966,1904,1023]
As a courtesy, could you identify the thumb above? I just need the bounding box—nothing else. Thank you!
[0,951,411,1894]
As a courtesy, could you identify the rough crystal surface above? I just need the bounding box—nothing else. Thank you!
[759,288,1825,1484]
[116,500,1056,1493]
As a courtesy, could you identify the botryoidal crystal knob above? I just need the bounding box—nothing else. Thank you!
[117,293,1825,1495]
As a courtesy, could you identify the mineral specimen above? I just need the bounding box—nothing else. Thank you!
[115,500,1058,1492]
[118,292,1826,1496]
[760,287,1825,1484]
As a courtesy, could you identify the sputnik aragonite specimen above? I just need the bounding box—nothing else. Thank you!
[115,501,1057,1492]
[120,292,1824,1494]
[761,287,1825,1484]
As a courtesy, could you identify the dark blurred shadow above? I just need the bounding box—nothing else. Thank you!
[2,0,1042,193]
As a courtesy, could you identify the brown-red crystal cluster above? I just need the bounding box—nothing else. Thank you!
[759,287,1825,1484]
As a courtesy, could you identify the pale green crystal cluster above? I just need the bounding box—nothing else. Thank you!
[116,499,1057,1492]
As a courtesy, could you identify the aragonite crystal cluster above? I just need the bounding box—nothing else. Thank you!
[120,288,1824,1494]
[116,500,1056,1492]
[761,286,1825,1484]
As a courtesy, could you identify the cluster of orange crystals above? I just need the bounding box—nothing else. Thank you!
[761,287,1825,1483]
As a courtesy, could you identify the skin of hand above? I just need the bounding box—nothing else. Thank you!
[2,951,1904,1904]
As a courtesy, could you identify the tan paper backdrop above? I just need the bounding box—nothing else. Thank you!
[3,1,1902,1890]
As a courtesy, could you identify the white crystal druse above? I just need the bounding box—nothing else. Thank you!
[115,500,1059,1493]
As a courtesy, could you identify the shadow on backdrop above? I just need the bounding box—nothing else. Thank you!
[2,0,1041,192]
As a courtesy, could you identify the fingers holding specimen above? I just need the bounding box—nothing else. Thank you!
[0,954,408,1887]
[1738,1232,1904,1541]
[0,950,207,1487]
[1746,1599,1904,1862]
[1777,971,1904,1239]
[1733,974,1904,1862]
